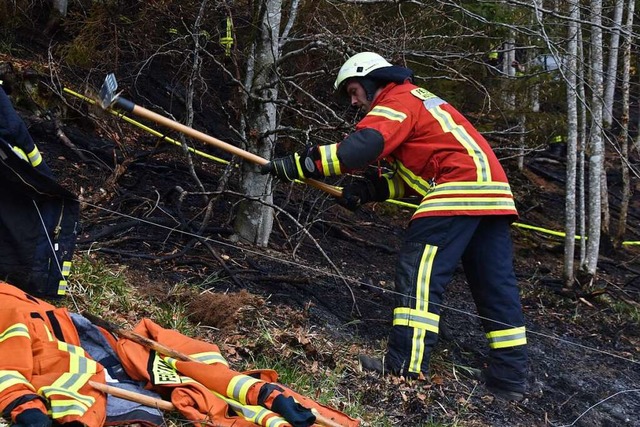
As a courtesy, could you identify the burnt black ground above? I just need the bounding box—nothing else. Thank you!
[33,119,640,426]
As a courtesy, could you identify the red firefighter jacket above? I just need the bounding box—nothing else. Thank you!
[318,82,518,220]
[0,283,106,427]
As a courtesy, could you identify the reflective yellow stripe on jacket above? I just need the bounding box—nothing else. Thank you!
[227,375,261,405]
[318,144,342,176]
[415,182,517,216]
[429,105,492,182]
[0,370,34,393]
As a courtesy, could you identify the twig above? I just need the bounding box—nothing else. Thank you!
[223,190,361,317]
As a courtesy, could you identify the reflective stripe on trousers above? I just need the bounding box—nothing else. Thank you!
[386,216,527,389]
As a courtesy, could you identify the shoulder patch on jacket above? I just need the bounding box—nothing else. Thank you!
[411,88,437,100]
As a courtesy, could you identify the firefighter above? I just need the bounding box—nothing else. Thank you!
[261,52,528,401]
[0,84,53,177]
[547,134,567,158]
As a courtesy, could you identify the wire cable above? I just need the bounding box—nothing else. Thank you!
[78,199,640,367]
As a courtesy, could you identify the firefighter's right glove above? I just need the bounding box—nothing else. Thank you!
[261,150,318,182]
[14,409,52,427]
[338,175,389,211]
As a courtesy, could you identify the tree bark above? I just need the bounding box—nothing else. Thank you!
[233,0,284,246]
[614,0,635,246]
[583,0,604,278]
[563,0,580,287]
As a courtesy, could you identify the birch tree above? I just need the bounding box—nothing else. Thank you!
[598,0,624,242]
[602,0,623,129]
[563,0,579,286]
[577,24,588,264]
[232,0,284,246]
[583,0,604,278]
[614,0,635,246]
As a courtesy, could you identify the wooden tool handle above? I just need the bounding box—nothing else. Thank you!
[312,408,347,427]
[119,100,343,198]
[89,380,174,411]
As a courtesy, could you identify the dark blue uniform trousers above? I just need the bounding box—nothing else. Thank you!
[386,215,527,392]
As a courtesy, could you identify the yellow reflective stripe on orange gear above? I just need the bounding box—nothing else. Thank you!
[214,390,289,427]
[47,395,94,418]
[318,144,341,176]
[394,160,433,195]
[0,323,30,342]
[429,105,492,182]
[227,375,261,405]
[57,342,99,375]
[416,197,517,214]
[49,398,92,418]
[0,370,34,393]
[27,146,43,167]
[262,412,289,427]
[367,105,407,122]
[157,357,196,384]
[189,351,228,365]
[486,327,527,349]
[164,351,228,366]
[42,373,96,418]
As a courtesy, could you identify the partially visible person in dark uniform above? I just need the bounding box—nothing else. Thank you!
[0,80,53,177]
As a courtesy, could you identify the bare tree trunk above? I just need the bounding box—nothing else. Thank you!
[563,0,580,287]
[614,0,635,246]
[600,0,624,245]
[577,26,588,264]
[598,0,623,243]
[233,0,284,246]
[602,0,624,128]
[182,0,208,198]
[583,0,604,279]
[502,37,516,110]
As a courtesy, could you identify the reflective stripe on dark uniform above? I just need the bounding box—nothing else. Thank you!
[387,216,526,391]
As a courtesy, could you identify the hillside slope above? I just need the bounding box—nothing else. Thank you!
[3,44,640,426]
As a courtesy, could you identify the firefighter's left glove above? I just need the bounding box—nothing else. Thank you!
[261,150,319,182]
[338,175,389,211]
[14,409,52,427]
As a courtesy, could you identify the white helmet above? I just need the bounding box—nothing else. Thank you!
[333,52,393,93]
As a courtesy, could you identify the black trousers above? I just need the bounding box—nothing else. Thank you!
[386,215,527,392]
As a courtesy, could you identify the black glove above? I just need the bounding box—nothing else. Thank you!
[338,174,389,211]
[261,148,319,182]
[14,409,52,427]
